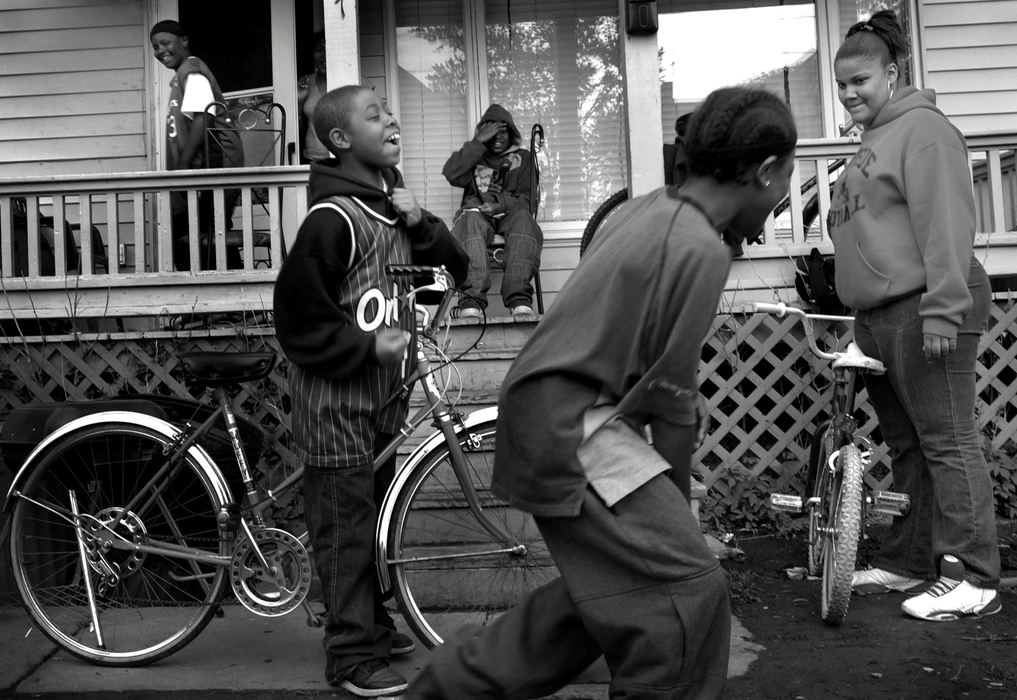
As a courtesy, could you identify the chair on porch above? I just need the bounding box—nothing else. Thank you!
[486,122,546,314]
[203,101,288,269]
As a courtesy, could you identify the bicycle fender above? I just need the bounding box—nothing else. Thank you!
[4,410,232,512]
[374,406,498,592]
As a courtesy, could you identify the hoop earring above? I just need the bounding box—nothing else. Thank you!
[888,80,895,101]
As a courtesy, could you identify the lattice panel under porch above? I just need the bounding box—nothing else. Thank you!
[2,301,1017,509]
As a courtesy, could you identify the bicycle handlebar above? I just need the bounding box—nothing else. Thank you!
[751,302,853,362]
[385,265,456,337]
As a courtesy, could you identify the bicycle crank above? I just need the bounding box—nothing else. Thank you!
[229,527,313,617]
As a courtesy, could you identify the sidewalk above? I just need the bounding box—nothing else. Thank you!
[0,600,762,698]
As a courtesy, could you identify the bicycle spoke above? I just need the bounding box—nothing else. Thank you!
[387,421,558,648]
[10,421,228,666]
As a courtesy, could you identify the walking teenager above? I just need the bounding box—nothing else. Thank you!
[831,11,1002,621]
[408,86,798,699]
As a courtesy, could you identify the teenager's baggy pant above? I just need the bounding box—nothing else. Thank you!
[412,473,731,699]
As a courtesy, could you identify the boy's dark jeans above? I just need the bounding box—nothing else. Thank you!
[302,433,398,673]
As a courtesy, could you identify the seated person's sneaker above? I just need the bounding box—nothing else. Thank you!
[851,567,926,595]
[901,555,1002,621]
[391,631,416,656]
[336,658,409,697]
[511,304,536,320]
[454,304,483,321]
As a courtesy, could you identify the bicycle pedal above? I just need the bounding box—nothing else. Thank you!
[871,490,910,516]
[770,494,802,513]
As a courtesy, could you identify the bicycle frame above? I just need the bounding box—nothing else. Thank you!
[6,265,517,617]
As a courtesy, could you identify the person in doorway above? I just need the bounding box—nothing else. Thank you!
[408,86,799,699]
[297,30,331,163]
[273,85,466,697]
[442,104,543,321]
[831,11,1002,621]
[151,19,243,271]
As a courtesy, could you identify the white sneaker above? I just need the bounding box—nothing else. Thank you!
[511,305,535,320]
[851,568,926,595]
[901,555,1002,621]
[456,306,483,321]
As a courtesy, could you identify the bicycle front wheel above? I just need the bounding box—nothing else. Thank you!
[386,420,558,648]
[819,443,864,626]
[805,424,831,577]
[9,421,230,666]
[579,188,628,257]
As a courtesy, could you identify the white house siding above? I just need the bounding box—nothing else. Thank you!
[921,0,1017,132]
[0,0,149,178]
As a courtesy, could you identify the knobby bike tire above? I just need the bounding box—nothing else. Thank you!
[820,443,864,626]
[579,188,628,257]
[386,419,558,648]
[9,422,230,666]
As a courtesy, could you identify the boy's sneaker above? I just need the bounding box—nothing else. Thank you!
[391,631,416,656]
[851,567,926,595]
[336,659,409,697]
[901,555,1002,621]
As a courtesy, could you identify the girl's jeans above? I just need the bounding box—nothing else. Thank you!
[853,260,1000,586]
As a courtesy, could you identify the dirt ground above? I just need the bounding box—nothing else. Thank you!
[721,522,1017,700]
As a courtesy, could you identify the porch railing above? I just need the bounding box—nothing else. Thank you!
[1,131,1015,321]
[726,131,1017,297]
[0,166,308,320]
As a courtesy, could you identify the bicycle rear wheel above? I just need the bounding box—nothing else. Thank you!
[386,419,558,648]
[9,421,230,666]
[819,443,863,626]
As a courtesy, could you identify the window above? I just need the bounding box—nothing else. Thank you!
[393,1,470,223]
[393,0,624,224]
[657,1,823,141]
[484,1,624,221]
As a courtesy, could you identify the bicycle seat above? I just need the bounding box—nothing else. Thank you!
[832,343,885,374]
[179,352,277,386]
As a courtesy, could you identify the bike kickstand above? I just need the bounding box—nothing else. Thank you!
[301,599,324,628]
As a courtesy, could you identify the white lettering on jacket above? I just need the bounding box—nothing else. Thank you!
[356,286,401,332]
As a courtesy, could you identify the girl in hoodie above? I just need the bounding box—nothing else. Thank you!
[831,10,1001,621]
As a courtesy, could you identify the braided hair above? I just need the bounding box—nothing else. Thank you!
[684,87,797,183]
[836,10,910,67]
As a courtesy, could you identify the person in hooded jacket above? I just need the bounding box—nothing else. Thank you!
[443,104,543,320]
[830,11,1001,622]
[273,85,467,697]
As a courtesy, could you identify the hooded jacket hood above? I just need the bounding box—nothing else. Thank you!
[307,160,404,217]
[869,87,964,142]
[479,104,521,147]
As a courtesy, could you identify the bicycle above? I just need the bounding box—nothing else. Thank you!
[4,265,555,666]
[754,302,910,626]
